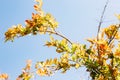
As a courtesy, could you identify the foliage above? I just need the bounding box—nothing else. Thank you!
[0,73,8,80]
[2,0,120,80]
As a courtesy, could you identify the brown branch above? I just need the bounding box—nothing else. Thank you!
[45,30,72,45]
[97,0,109,40]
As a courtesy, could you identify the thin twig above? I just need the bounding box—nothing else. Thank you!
[97,0,109,40]
[45,30,73,44]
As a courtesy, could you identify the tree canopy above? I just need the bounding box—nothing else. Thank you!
[1,0,120,80]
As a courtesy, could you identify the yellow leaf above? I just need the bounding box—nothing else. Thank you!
[45,41,52,47]
[53,58,58,64]
[75,63,80,69]
[61,39,67,45]
[115,14,120,20]
[86,38,95,44]
[56,48,63,53]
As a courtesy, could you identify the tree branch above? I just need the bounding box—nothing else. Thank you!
[45,30,73,45]
[97,0,109,40]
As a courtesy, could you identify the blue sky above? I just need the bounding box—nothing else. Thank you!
[1,0,120,80]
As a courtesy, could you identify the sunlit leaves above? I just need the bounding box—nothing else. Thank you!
[34,0,43,16]
[85,23,120,79]
[5,13,58,42]
[5,0,58,42]
[45,36,70,53]
[0,73,8,80]
[16,60,33,80]
[35,58,59,76]
[5,24,25,42]
[114,44,120,57]
[70,43,86,63]
[103,24,120,39]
